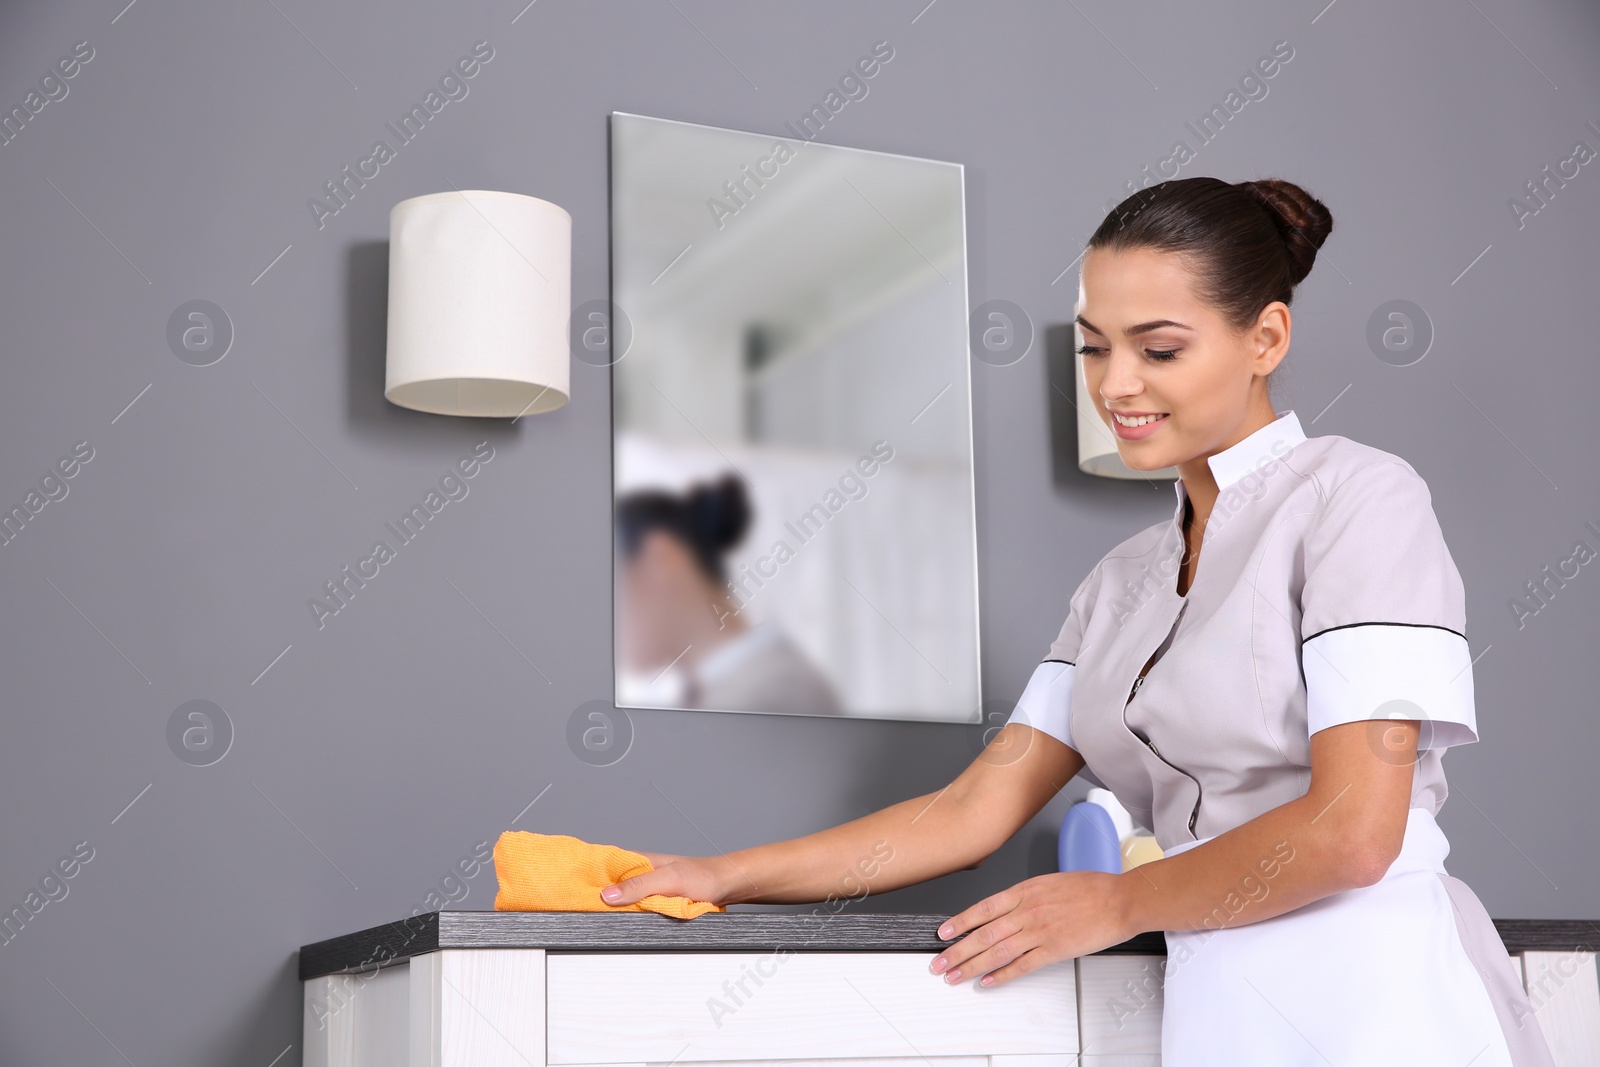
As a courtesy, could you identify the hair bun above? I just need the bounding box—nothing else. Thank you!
[1238,178,1333,287]
[686,474,751,553]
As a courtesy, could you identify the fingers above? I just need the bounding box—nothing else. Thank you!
[937,888,1012,942]
[930,874,1116,987]
[600,872,659,906]
[600,854,723,910]
[960,945,1044,988]
[929,914,1027,985]
[601,851,682,905]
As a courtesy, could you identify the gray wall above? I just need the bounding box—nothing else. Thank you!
[2,0,1596,1062]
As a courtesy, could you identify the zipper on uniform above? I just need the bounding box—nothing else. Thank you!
[1132,725,1202,837]
[1124,612,1201,838]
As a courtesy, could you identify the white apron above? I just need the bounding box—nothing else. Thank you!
[1158,807,1554,1066]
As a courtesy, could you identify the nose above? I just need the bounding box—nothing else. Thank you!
[1094,346,1145,406]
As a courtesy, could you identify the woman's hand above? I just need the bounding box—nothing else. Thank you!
[929,871,1132,988]
[598,850,736,911]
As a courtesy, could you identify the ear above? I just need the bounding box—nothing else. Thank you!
[1249,301,1292,376]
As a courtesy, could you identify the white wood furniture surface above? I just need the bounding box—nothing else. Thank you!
[299,911,1599,1066]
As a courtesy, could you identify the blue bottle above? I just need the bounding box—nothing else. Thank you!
[1058,800,1123,874]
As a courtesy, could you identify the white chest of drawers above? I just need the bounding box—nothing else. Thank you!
[299,911,1599,1066]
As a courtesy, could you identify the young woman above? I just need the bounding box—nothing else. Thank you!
[601,177,1555,1065]
[616,474,843,716]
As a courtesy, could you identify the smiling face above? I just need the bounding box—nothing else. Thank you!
[1076,245,1292,483]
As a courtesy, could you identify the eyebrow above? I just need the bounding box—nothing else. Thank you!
[1076,315,1195,338]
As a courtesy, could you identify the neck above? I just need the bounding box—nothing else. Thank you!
[1176,465,1219,540]
[1176,400,1280,530]
[676,589,749,670]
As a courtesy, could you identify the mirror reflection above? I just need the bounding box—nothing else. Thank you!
[610,112,979,723]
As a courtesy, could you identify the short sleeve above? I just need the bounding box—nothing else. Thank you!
[1299,460,1478,750]
[1006,562,1103,773]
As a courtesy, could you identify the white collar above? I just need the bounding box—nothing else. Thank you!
[1172,409,1307,502]
[693,618,783,687]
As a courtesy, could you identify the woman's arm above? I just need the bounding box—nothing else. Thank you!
[930,717,1421,986]
[1117,717,1419,936]
[602,723,1086,907]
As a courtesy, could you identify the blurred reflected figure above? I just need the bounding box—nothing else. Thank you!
[617,474,845,716]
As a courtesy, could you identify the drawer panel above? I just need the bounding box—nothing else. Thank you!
[1075,954,1164,1055]
[545,951,1077,1064]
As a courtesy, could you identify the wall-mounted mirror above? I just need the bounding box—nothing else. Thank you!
[609,112,979,724]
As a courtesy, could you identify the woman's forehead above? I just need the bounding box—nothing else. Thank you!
[1081,249,1209,319]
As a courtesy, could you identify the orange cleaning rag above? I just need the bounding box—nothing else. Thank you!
[492,831,725,919]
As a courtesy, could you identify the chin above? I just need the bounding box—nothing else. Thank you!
[1117,450,1161,472]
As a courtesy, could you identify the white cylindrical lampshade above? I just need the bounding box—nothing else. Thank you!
[386,190,572,418]
[1073,271,1179,480]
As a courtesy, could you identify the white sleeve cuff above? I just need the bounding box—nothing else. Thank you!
[1008,660,1075,748]
[1302,623,1479,749]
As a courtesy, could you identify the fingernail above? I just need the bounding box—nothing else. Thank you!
[602,886,620,901]
[929,956,946,973]
[980,975,993,987]
[938,924,953,939]
[944,969,961,983]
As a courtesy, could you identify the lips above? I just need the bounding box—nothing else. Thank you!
[1109,410,1169,442]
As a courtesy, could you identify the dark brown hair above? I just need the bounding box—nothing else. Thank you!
[616,473,751,584]
[1086,177,1334,333]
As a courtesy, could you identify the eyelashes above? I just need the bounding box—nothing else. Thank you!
[1076,345,1180,362]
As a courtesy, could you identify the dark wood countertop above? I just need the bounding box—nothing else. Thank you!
[299,910,1599,981]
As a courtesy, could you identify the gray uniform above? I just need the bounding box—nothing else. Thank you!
[1008,410,1554,1065]
[689,618,845,716]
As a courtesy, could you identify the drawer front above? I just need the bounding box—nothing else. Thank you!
[546,951,1077,1064]
[1074,955,1165,1056]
